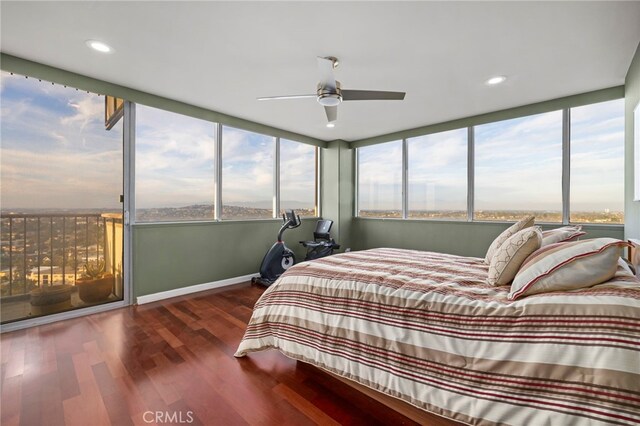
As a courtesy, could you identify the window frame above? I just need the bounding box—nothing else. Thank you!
[131,108,320,224]
[133,104,218,223]
[355,100,625,226]
[473,109,564,223]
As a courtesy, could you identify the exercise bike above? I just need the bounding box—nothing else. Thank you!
[252,210,301,287]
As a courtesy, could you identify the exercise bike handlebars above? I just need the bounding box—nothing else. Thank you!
[277,210,301,241]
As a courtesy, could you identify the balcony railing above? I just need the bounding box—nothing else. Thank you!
[0,212,123,298]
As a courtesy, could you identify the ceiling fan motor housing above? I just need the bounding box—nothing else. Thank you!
[317,81,342,106]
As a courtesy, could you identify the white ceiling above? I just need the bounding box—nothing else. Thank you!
[1,1,639,142]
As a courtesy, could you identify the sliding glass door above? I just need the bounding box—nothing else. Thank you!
[0,71,126,324]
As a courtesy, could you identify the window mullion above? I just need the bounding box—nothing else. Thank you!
[124,102,136,226]
[562,109,570,225]
[467,126,475,222]
[214,123,222,221]
[354,148,359,217]
[274,137,280,219]
[402,139,408,219]
[316,147,321,217]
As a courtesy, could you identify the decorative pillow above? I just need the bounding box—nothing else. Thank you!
[484,216,535,264]
[487,227,542,286]
[541,225,585,246]
[508,238,629,300]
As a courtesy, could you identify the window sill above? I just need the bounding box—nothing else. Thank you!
[353,216,624,229]
[132,216,320,227]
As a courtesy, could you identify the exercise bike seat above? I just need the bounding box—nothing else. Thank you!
[300,240,340,249]
[299,220,340,260]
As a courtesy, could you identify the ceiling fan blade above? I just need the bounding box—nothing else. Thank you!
[324,105,337,123]
[317,57,337,91]
[342,90,406,101]
[257,94,317,101]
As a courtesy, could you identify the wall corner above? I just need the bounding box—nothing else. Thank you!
[625,42,640,240]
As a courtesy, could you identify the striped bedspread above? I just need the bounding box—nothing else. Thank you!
[235,248,640,425]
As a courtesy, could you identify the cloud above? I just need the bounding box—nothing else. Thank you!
[1,72,123,209]
[279,139,316,205]
[61,96,103,131]
[134,105,218,207]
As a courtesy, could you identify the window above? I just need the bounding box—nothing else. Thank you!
[570,99,624,224]
[474,111,563,222]
[135,105,216,222]
[280,139,317,217]
[407,129,467,220]
[357,141,402,218]
[222,127,274,220]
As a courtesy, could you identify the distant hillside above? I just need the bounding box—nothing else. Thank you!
[136,204,315,222]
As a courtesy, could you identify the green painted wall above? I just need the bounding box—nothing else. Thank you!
[625,42,640,240]
[351,219,623,258]
[320,140,354,251]
[132,219,317,297]
[339,141,355,251]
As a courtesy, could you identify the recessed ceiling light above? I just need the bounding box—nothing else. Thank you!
[86,40,112,53]
[326,122,335,128]
[486,75,507,85]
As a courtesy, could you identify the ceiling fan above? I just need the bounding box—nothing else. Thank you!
[257,56,406,125]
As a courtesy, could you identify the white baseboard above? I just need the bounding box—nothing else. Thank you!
[136,272,259,305]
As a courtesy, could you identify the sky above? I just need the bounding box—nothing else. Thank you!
[1,71,123,210]
[358,99,624,213]
[408,128,467,212]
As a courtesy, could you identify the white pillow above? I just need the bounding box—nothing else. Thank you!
[488,227,542,286]
[509,238,628,300]
[484,216,535,264]
[541,225,585,246]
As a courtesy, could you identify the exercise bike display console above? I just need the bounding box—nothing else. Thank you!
[252,210,301,287]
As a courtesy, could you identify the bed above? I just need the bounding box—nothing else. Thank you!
[235,248,640,425]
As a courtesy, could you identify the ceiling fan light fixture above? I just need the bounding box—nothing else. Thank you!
[326,122,335,128]
[317,94,342,107]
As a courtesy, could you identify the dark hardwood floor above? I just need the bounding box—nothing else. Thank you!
[1,283,454,425]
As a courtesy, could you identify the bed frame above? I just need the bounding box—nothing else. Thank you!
[303,363,464,426]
